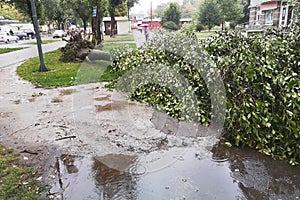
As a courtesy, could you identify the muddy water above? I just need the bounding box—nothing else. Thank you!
[50,145,300,200]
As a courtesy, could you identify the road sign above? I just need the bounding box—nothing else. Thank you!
[93,7,97,17]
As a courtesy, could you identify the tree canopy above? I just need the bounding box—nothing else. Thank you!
[197,0,221,31]
[0,1,26,21]
[218,0,244,25]
[162,2,181,30]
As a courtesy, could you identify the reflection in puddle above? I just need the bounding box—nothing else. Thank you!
[50,146,300,200]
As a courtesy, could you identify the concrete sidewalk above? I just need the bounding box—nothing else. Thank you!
[0,41,66,68]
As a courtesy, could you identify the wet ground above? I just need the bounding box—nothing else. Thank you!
[0,31,300,199]
[48,145,300,200]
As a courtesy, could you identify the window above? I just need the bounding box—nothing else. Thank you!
[265,10,273,24]
[255,8,261,25]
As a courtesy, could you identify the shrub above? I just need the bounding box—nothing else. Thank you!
[163,21,179,31]
[109,26,300,164]
[205,27,300,164]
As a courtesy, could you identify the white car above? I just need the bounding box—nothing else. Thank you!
[0,32,19,43]
[52,30,67,38]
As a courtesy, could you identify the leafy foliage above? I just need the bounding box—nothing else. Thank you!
[218,0,244,24]
[206,27,299,164]
[60,32,95,62]
[108,25,300,165]
[0,2,26,21]
[6,0,44,22]
[197,0,221,31]
[162,2,182,30]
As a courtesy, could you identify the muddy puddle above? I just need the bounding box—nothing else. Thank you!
[49,145,300,200]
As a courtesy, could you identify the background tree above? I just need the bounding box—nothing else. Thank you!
[0,1,26,21]
[61,0,92,31]
[161,2,181,30]
[154,3,168,18]
[197,0,221,31]
[181,0,203,18]
[108,0,124,37]
[7,0,44,23]
[181,1,195,18]
[238,0,250,24]
[126,0,138,18]
[218,0,244,29]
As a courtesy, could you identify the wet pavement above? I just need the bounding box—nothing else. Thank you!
[48,145,300,200]
[0,31,300,200]
[0,37,66,68]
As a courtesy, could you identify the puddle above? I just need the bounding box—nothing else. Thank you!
[49,145,300,200]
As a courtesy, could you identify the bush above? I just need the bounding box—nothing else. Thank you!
[163,21,179,31]
[109,26,300,165]
[196,23,204,32]
[205,27,300,165]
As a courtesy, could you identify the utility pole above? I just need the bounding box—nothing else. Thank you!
[30,0,48,72]
[150,1,153,29]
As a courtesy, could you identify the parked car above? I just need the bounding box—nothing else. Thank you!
[52,30,67,38]
[0,32,19,43]
[20,28,35,38]
[14,31,28,40]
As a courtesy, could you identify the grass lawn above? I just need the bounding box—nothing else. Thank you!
[17,50,81,87]
[26,39,61,45]
[196,31,218,39]
[0,47,26,54]
[104,33,135,42]
[102,43,137,51]
[17,42,137,87]
[0,145,45,199]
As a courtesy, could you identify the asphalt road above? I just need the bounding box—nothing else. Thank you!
[0,37,66,68]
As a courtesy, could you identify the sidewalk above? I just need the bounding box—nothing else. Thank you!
[0,41,66,68]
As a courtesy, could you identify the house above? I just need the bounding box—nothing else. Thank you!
[179,18,193,27]
[141,18,163,29]
[249,0,298,30]
[103,17,130,35]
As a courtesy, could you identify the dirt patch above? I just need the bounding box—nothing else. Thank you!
[94,95,111,101]
[0,112,12,118]
[51,97,63,103]
[95,104,112,112]
[60,89,76,96]
[28,98,36,102]
[13,99,21,104]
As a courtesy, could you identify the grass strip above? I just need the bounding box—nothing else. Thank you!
[26,40,61,45]
[0,47,26,54]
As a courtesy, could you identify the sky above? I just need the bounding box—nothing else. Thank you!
[131,0,183,17]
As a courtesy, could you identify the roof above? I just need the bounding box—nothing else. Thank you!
[180,18,193,22]
[103,17,129,22]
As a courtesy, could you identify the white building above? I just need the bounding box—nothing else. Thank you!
[103,17,130,35]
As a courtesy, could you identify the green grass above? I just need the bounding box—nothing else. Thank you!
[26,39,61,45]
[17,42,137,87]
[0,47,26,54]
[17,50,81,87]
[196,31,218,39]
[103,43,136,52]
[104,33,135,42]
[0,145,45,199]
[76,60,112,84]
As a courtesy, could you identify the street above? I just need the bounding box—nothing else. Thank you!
[0,36,66,68]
